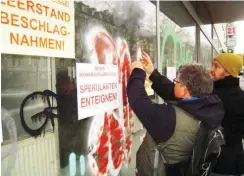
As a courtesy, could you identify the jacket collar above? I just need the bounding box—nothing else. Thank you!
[214,76,240,89]
[181,97,199,102]
[177,95,224,129]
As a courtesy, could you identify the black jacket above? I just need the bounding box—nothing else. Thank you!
[213,76,244,141]
[149,69,244,174]
[213,76,244,174]
[127,68,224,144]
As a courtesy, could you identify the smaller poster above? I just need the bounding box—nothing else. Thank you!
[167,67,176,82]
[76,63,119,120]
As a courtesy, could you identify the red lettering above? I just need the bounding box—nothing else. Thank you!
[7,0,16,8]
[11,14,19,27]
[10,32,19,45]
[79,93,117,107]
[1,1,6,5]
[36,3,43,14]
[95,95,99,104]
[20,16,28,28]
[30,19,37,30]
[1,11,9,24]
[80,85,84,93]
[27,0,35,13]
[17,0,26,10]
[81,98,86,107]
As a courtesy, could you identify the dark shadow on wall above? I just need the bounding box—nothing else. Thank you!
[56,60,93,168]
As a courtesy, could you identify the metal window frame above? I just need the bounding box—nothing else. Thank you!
[196,25,201,63]
[156,0,161,74]
[155,0,163,103]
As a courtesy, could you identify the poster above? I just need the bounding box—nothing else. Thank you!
[76,63,120,120]
[167,67,176,82]
[1,0,75,58]
[145,79,154,96]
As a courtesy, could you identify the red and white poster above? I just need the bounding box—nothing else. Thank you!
[79,28,135,176]
[62,26,137,176]
[76,63,119,120]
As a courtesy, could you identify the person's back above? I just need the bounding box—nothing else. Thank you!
[210,53,244,174]
[136,97,223,176]
[136,106,200,176]
[140,51,244,175]
[127,60,224,176]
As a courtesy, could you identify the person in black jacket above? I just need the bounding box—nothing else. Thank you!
[140,52,244,175]
[127,60,224,176]
[210,53,244,175]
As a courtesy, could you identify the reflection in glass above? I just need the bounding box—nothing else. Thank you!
[1,54,51,141]
[200,32,212,68]
[159,10,196,75]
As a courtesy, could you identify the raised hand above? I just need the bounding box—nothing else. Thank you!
[140,51,154,75]
[129,61,144,74]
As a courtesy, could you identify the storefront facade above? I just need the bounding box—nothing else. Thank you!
[1,1,224,176]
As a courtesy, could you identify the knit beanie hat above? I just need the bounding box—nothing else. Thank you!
[214,53,243,77]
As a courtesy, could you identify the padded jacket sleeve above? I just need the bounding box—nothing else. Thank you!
[127,68,176,143]
[149,69,177,101]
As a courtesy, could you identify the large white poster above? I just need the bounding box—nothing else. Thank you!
[1,0,75,58]
[76,63,120,120]
[167,67,176,82]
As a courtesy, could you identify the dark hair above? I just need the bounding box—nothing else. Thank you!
[177,63,213,97]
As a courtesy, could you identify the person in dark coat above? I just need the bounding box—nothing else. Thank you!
[127,60,224,176]
[210,53,244,175]
[140,52,244,175]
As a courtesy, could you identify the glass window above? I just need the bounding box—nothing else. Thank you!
[213,49,219,58]
[200,32,212,68]
[213,29,219,50]
[214,23,227,52]
[57,1,156,175]
[213,29,220,58]
[159,3,196,78]
[1,54,53,143]
[202,24,212,39]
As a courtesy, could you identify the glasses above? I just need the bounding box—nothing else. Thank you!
[173,78,180,84]
[173,78,183,85]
